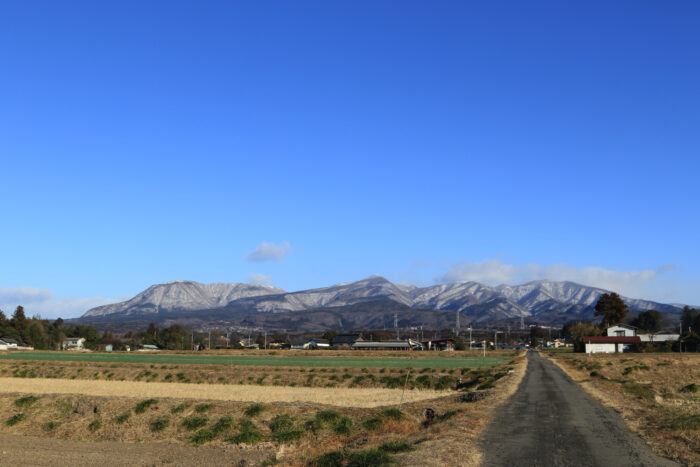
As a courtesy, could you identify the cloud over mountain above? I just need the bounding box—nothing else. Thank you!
[246,241,291,262]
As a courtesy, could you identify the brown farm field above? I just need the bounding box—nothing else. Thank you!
[0,350,527,466]
[548,352,700,467]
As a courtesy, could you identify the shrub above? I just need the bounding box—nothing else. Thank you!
[378,441,415,453]
[189,428,216,444]
[211,415,234,435]
[134,399,158,414]
[346,449,394,466]
[270,414,303,442]
[243,403,266,417]
[182,416,209,431]
[333,416,353,436]
[434,376,454,390]
[309,450,345,467]
[414,375,432,389]
[115,412,131,424]
[622,382,654,401]
[316,410,342,423]
[665,413,700,430]
[150,416,169,433]
[14,395,40,408]
[42,421,59,432]
[361,417,383,431]
[227,419,265,445]
[437,409,461,422]
[5,413,26,426]
[88,419,102,431]
[477,381,494,390]
[170,403,188,414]
[379,408,404,420]
[194,403,212,413]
[679,383,698,394]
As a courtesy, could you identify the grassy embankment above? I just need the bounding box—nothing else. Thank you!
[548,352,700,466]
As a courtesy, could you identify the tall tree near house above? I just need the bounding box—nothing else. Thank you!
[12,306,27,330]
[0,309,6,322]
[594,293,629,328]
[681,306,699,335]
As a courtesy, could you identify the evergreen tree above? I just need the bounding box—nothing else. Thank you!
[594,293,629,328]
[12,306,27,330]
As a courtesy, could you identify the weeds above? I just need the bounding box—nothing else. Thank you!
[679,383,698,394]
[134,399,158,414]
[170,403,188,414]
[379,408,404,420]
[88,419,102,431]
[194,403,212,413]
[333,416,353,436]
[227,419,265,445]
[378,441,415,453]
[115,412,131,424]
[5,413,26,426]
[346,449,394,466]
[14,395,40,408]
[149,416,169,432]
[189,428,216,444]
[42,421,59,432]
[244,403,266,417]
[182,415,209,431]
[270,414,303,442]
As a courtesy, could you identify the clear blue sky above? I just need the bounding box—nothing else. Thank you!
[1,1,699,318]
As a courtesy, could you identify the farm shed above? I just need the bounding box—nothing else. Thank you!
[331,334,364,349]
[585,336,641,354]
[352,339,420,351]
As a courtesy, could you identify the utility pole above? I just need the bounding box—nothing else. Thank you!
[264,331,267,350]
[494,331,501,350]
[394,313,399,340]
[456,310,460,336]
[469,327,473,350]
[483,340,486,358]
[208,331,211,350]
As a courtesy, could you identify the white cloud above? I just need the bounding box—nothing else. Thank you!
[0,287,123,319]
[246,241,291,262]
[247,273,272,285]
[440,259,676,300]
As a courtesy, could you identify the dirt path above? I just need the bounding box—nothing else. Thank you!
[0,433,270,466]
[481,351,678,467]
[0,377,447,408]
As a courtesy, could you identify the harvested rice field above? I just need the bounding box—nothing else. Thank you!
[0,377,447,407]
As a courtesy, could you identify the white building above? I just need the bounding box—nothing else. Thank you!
[585,336,641,354]
[62,337,86,350]
[606,324,637,337]
[0,338,19,350]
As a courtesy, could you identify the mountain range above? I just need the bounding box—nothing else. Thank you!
[77,276,685,332]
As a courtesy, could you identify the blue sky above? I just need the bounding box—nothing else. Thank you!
[1,1,699,318]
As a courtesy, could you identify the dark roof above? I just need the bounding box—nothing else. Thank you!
[332,334,362,345]
[0,338,19,344]
[310,338,330,344]
[586,336,641,344]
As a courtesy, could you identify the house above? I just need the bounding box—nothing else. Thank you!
[606,324,637,337]
[138,344,160,352]
[97,344,113,352]
[290,338,329,350]
[351,339,421,351]
[638,331,680,343]
[331,334,364,349]
[585,336,641,354]
[0,338,19,350]
[62,337,86,350]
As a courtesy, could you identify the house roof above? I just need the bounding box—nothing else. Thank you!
[585,336,641,344]
[332,334,362,345]
[310,338,330,344]
[608,324,637,329]
[0,338,19,344]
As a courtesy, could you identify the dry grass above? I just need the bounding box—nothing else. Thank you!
[0,377,448,408]
[548,352,700,467]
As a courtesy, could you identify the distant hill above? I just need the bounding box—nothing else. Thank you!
[75,276,685,332]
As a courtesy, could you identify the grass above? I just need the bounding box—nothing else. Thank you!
[88,419,102,431]
[42,420,59,431]
[194,403,212,413]
[170,402,188,414]
[134,398,158,414]
[0,351,506,369]
[244,402,266,417]
[14,395,40,408]
[665,413,700,430]
[378,441,415,453]
[316,410,342,422]
[210,415,234,435]
[182,415,209,431]
[227,418,265,444]
[270,414,303,442]
[679,383,698,393]
[332,416,353,435]
[115,412,131,424]
[5,413,26,426]
[189,428,216,444]
[379,408,404,420]
[309,450,344,467]
[149,416,169,432]
[346,449,394,466]
[361,417,383,430]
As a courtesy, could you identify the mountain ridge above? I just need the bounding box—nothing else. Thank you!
[80,276,685,331]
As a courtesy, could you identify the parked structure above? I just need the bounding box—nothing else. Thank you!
[0,338,19,350]
[585,336,641,354]
[291,338,330,350]
[62,337,86,350]
[331,334,364,349]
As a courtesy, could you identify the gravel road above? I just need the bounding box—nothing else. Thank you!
[482,351,678,467]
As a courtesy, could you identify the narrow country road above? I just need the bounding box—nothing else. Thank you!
[482,351,677,467]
